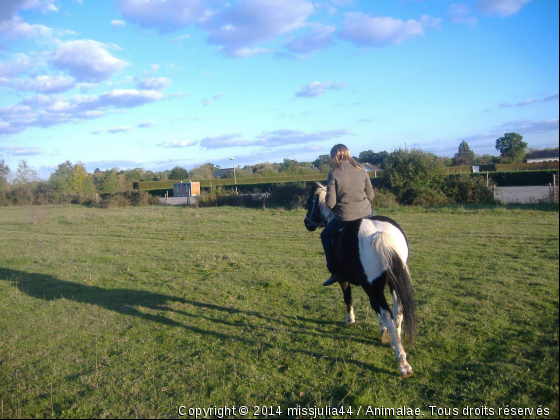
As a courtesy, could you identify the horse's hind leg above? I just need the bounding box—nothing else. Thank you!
[392,289,403,340]
[366,282,413,378]
[340,281,355,325]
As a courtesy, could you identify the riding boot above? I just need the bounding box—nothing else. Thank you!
[323,273,341,286]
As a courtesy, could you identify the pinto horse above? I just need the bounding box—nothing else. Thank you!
[304,182,416,378]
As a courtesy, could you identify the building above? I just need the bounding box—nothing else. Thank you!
[362,163,384,176]
[212,168,234,179]
[173,181,200,197]
[526,149,559,163]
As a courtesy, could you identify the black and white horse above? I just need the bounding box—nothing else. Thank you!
[304,182,416,378]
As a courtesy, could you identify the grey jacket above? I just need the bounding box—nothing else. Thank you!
[326,161,374,221]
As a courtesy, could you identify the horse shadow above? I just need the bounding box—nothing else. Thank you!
[0,267,392,375]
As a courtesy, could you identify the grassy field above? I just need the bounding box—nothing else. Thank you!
[0,204,558,419]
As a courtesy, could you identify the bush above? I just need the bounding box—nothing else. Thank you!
[370,188,399,208]
[444,175,496,204]
[268,182,309,209]
[97,191,160,208]
[384,148,447,196]
[398,186,450,206]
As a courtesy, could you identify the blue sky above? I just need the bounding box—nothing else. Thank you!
[0,0,558,178]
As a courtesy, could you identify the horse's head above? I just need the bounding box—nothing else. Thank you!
[304,182,327,231]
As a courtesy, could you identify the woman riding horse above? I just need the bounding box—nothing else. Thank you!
[304,145,416,378]
[321,144,375,286]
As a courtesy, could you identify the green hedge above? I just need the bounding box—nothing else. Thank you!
[449,170,558,186]
[134,172,383,191]
[444,162,559,174]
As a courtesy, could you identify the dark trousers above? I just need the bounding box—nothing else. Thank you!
[320,211,376,274]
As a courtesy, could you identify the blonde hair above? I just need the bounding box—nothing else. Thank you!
[330,144,362,171]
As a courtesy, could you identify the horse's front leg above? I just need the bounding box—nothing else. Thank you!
[377,314,391,344]
[340,281,355,325]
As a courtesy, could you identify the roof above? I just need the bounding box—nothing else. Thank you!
[212,168,234,178]
[362,163,383,172]
[526,149,559,160]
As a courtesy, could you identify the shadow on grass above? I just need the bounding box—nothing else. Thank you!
[0,267,392,375]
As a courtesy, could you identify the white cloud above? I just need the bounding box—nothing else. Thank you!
[541,94,559,103]
[285,24,335,54]
[449,3,478,26]
[197,128,354,149]
[136,76,172,90]
[295,81,347,98]
[117,0,205,33]
[494,119,559,135]
[0,53,34,78]
[475,0,531,17]
[339,12,427,48]
[157,140,198,148]
[169,34,191,43]
[99,89,164,107]
[199,133,252,149]
[111,20,126,28]
[0,0,58,22]
[203,0,314,57]
[255,128,353,147]
[0,15,52,40]
[51,40,129,82]
[515,98,537,107]
[0,146,44,156]
[16,75,75,93]
[0,88,165,135]
[420,14,442,30]
[137,120,155,128]
[90,126,134,135]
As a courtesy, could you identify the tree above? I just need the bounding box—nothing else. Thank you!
[70,163,96,195]
[96,169,120,193]
[495,133,528,163]
[453,140,475,166]
[49,161,74,193]
[279,158,299,174]
[12,160,40,185]
[49,161,95,195]
[313,155,333,173]
[358,150,389,169]
[168,166,190,180]
[190,163,215,180]
[0,160,10,190]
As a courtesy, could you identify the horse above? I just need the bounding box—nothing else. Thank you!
[303,182,416,378]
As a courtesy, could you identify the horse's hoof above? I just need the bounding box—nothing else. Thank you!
[345,319,356,326]
[400,371,414,379]
[381,330,391,344]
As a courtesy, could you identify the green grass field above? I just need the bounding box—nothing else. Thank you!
[0,204,558,419]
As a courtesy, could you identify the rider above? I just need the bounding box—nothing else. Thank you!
[321,144,375,286]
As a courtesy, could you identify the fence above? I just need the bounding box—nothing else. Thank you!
[550,174,559,203]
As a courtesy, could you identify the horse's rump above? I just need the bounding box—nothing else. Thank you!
[334,217,409,286]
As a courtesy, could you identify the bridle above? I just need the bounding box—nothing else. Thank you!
[304,194,333,229]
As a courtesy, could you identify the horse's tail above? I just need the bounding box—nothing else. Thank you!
[373,231,417,346]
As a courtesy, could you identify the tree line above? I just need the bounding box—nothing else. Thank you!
[0,132,555,205]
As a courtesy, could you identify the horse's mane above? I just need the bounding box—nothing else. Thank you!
[316,185,327,203]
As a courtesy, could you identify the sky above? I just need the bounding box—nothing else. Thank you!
[0,0,558,179]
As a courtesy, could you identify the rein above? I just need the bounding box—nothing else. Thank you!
[305,195,333,229]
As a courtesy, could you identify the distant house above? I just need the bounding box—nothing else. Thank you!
[212,168,234,179]
[526,150,559,163]
[362,163,383,175]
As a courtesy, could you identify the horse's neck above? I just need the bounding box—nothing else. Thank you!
[318,191,334,223]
